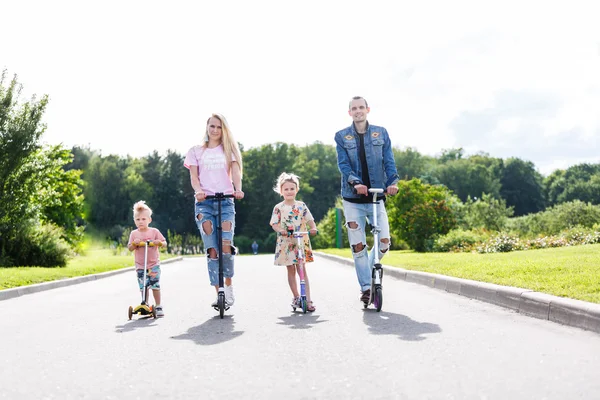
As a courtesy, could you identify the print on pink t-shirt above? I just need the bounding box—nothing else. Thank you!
[183,145,235,195]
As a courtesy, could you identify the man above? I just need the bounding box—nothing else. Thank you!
[334,96,399,305]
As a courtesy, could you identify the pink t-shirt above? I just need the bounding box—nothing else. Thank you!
[184,145,235,195]
[128,227,166,270]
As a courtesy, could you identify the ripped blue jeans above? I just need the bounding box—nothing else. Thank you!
[342,200,391,291]
[195,198,236,286]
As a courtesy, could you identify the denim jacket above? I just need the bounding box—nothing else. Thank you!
[335,123,399,199]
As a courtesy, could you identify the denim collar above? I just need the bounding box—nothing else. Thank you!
[351,121,370,135]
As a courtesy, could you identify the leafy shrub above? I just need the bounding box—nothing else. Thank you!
[433,229,489,252]
[387,179,457,252]
[457,193,514,231]
[0,222,71,267]
[476,233,525,253]
[559,226,600,245]
[507,200,600,237]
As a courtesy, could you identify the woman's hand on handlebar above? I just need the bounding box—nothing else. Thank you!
[233,190,244,200]
[194,190,207,202]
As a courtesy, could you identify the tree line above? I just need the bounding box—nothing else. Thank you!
[3,71,600,266]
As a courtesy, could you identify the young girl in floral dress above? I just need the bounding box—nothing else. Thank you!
[270,172,318,311]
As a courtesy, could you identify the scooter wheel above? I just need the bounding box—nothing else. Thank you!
[374,287,383,312]
[218,293,225,319]
[128,306,133,320]
[301,297,307,314]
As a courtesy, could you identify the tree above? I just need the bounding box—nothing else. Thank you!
[0,71,48,231]
[558,174,600,205]
[1,71,83,266]
[236,143,299,246]
[34,146,85,245]
[292,142,339,222]
[83,154,131,231]
[433,158,501,202]
[394,147,435,181]
[545,163,600,206]
[499,158,545,216]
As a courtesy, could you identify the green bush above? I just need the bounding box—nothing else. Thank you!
[0,222,71,267]
[387,179,457,252]
[433,229,489,252]
[458,193,513,231]
[507,200,600,237]
[477,232,525,253]
[559,226,600,245]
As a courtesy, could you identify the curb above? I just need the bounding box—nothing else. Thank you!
[316,252,600,334]
[0,256,183,302]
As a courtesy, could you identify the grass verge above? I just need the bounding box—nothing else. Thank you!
[0,248,177,290]
[320,243,600,304]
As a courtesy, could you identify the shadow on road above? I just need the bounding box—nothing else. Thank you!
[170,315,244,345]
[115,316,158,333]
[362,310,441,341]
[276,312,329,330]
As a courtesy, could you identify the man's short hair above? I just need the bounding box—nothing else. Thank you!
[349,96,369,110]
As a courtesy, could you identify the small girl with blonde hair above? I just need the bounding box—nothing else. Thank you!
[127,200,167,317]
[270,172,318,311]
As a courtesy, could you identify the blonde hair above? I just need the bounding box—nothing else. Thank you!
[273,172,300,195]
[133,200,153,218]
[203,113,244,177]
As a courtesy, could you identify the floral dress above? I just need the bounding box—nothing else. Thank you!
[270,200,315,266]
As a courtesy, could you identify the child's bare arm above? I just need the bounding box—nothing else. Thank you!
[271,223,284,235]
[128,239,140,251]
[308,220,318,235]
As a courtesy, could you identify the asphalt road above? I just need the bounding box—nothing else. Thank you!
[1,255,600,400]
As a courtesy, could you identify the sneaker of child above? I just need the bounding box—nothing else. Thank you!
[155,305,164,317]
[291,296,301,308]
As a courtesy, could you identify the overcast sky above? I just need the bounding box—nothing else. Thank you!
[2,0,599,175]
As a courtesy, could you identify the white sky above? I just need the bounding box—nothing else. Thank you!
[2,0,599,175]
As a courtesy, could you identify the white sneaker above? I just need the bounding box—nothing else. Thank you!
[291,297,301,308]
[155,305,164,317]
[225,284,235,306]
[211,298,218,307]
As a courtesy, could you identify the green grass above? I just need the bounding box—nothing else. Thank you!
[0,248,176,290]
[3,240,599,304]
[320,244,600,304]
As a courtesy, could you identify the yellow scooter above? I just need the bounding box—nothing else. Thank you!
[128,241,157,320]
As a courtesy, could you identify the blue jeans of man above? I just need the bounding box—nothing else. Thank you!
[342,200,391,291]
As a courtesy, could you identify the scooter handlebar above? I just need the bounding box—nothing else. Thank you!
[134,241,157,247]
[291,231,318,237]
[205,193,236,200]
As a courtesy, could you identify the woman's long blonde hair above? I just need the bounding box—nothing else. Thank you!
[203,113,243,177]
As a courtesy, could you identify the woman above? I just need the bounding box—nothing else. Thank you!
[184,113,244,307]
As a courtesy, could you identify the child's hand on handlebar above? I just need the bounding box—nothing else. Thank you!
[153,240,162,247]
[309,229,318,236]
